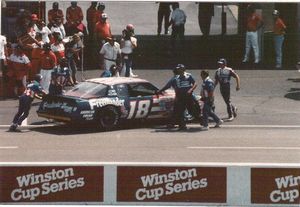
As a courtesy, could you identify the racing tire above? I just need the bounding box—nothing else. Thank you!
[98,106,120,131]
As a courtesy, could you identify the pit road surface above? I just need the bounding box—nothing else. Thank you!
[0,69,300,163]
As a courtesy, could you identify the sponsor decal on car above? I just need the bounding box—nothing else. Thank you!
[42,102,77,113]
[88,97,125,110]
[251,168,300,204]
[117,166,226,202]
[80,110,95,120]
[0,166,103,202]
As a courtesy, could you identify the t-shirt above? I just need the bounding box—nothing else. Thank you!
[24,80,44,98]
[0,35,7,60]
[99,42,121,60]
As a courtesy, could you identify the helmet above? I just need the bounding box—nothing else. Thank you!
[34,74,43,82]
[217,58,227,65]
[126,24,134,32]
[71,1,77,6]
[175,64,185,71]
[273,10,280,16]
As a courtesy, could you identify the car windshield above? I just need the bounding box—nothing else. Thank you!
[65,82,108,99]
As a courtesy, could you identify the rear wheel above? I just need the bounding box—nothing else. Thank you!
[98,106,120,130]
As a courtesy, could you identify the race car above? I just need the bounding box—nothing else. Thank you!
[37,77,201,130]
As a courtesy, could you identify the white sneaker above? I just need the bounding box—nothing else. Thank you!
[200,126,209,131]
[215,120,224,128]
[227,116,234,122]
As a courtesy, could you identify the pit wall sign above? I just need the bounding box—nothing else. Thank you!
[251,168,300,204]
[117,166,227,203]
[0,166,104,202]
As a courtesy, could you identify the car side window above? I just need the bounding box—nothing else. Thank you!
[129,83,158,97]
[115,84,129,97]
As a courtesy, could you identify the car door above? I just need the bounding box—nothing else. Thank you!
[126,82,157,119]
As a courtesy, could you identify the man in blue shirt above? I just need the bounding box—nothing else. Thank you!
[158,64,197,130]
[200,70,223,131]
[9,74,46,132]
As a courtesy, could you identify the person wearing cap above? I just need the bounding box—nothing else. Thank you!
[35,20,52,44]
[94,12,112,47]
[99,37,121,73]
[6,45,32,97]
[48,2,64,28]
[65,33,84,84]
[200,70,223,131]
[158,64,197,131]
[66,1,84,35]
[120,24,138,77]
[157,2,171,36]
[95,2,106,22]
[272,10,286,69]
[9,74,46,132]
[100,64,119,77]
[214,58,240,121]
[39,43,57,93]
[242,4,263,64]
[87,2,99,40]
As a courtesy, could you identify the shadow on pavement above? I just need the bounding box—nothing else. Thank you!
[285,88,300,101]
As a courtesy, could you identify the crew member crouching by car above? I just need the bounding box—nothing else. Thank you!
[9,74,46,132]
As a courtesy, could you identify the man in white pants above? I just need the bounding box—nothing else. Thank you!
[242,5,263,64]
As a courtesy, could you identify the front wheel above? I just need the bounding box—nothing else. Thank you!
[98,106,120,130]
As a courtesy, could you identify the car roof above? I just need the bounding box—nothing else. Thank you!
[86,77,149,86]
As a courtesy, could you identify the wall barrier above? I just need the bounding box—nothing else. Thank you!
[0,162,299,206]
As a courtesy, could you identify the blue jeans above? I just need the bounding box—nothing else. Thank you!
[202,102,221,127]
[12,95,33,125]
[274,35,284,68]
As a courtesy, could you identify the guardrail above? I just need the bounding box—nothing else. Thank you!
[0,162,299,206]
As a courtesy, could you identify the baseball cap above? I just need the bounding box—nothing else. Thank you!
[31,14,38,21]
[218,58,227,65]
[272,10,279,16]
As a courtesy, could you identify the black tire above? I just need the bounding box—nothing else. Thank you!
[98,106,120,130]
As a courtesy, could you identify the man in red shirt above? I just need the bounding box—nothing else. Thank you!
[272,10,286,69]
[39,43,57,93]
[87,2,98,40]
[94,13,112,46]
[48,2,64,28]
[66,2,84,36]
[242,4,263,64]
[7,45,32,96]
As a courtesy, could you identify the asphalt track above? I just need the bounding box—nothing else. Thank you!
[0,69,300,164]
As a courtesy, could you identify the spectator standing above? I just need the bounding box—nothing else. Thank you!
[214,58,240,121]
[200,70,223,131]
[27,33,44,81]
[87,2,98,40]
[35,21,52,44]
[9,74,46,132]
[39,43,57,93]
[95,2,106,23]
[169,3,187,54]
[48,2,64,28]
[197,2,214,36]
[272,10,286,69]
[120,24,138,77]
[157,2,171,36]
[242,4,263,64]
[0,35,8,95]
[94,13,112,49]
[99,37,121,72]
[50,18,66,39]
[66,1,84,36]
[7,45,32,96]
[65,34,84,84]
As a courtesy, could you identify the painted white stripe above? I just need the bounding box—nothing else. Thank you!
[188,124,300,128]
[0,146,18,149]
[187,146,300,150]
[0,162,299,167]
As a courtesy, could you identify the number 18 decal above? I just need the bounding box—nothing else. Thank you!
[127,100,151,119]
